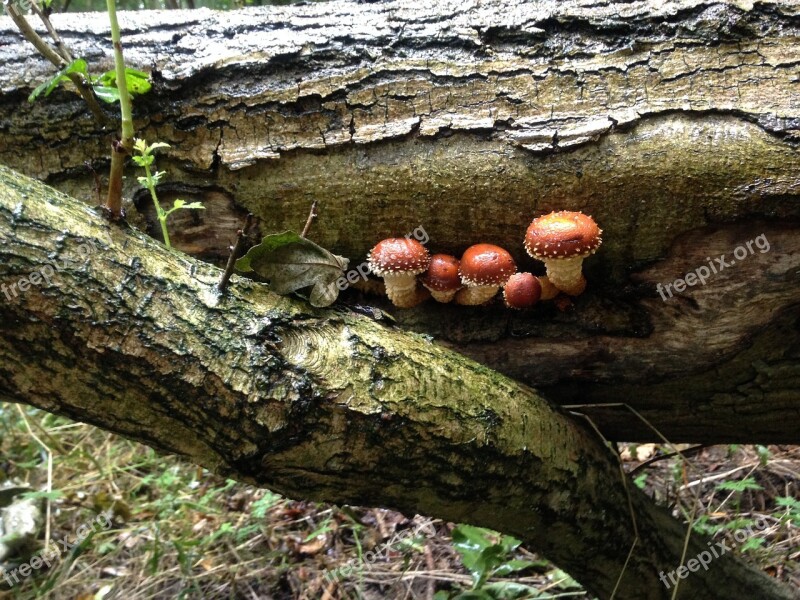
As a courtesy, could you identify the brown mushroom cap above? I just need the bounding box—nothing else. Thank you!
[503,272,542,309]
[368,238,430,276]
[422,254,461,292]
[524,211,602,260]
[459,244,517,287]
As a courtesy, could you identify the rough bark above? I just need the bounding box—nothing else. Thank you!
[1,165,796,600]
[0,1,799,442]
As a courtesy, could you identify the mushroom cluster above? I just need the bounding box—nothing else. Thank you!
[367,210,601,309]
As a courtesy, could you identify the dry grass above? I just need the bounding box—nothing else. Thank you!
[0,404,797,600]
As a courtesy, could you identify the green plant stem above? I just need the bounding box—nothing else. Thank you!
[106,0,133,143]
[104,0,134,218]
[142,163,171,248]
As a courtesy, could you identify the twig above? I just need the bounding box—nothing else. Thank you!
[218,213,254,293]
[15,405,53,551]
[300,201,318,238]
[423,543,435,600]
[29,0,72,62]
[629,443,709,476]
[85,160,102,204]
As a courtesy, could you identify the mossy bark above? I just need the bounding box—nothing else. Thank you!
[0,1,799,441]
[1,165,797,600]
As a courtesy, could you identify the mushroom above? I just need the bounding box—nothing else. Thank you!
[368,238,431,308]
[524,211,602,296]
[503,272,542,309]
[455,243,516,305]
[422,254,462,303]
[537,275,561,300]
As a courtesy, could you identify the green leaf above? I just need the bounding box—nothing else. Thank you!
[123,68,152,95]
[451,525,494,576]
[452,525,516,588]
[545,567,583,590]
[19,489,64,502]
[492,558,539,577]
[755,444,770,466]
[164,198,205,219]
[776,496,800,509]
[94,67,151,97]
[93,85,120,103]
[29,58,88,103]
[148,142,171,152]
[452,525,496,553]
[482,581,542,599]
[235,231,348,307]
[450,592,495,600]
[176,200,205,210]
[133,138,149,155]
[498,534,522,555]
[715,478,763,493]
[739,536,766,553]
[776,496,800,525]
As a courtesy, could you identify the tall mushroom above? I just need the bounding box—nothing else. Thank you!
[455,243,516,305]
[422,254,462,303]
[368,238,430,308]
[524,211,602,296]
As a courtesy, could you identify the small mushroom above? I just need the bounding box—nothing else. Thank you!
[503,272,542,309]
[524,211,602,296]
[368,238,431,308]
[537,275,561,300]
[422,254,462,303]
[455,243,516,305]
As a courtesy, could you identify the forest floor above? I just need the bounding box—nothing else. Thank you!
[0,404,797,600]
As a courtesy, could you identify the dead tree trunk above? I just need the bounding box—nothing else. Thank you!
[0,165,796,600]
[2,0,799,443]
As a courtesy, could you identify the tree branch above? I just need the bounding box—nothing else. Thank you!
[0,166,795,600]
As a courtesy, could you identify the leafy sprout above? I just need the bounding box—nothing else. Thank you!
[132,139,205,250]
[29,59,151,104]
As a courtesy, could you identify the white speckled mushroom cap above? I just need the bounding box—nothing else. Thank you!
[368,238,430,277]
[459,244,517,287]
[524,211,602,260]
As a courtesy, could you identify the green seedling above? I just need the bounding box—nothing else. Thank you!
[132,139,205,250]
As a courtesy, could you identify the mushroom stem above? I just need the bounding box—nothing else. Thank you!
[383,274,429,308]
[537,276,560,300]
[455,285,499,306]
[429,289,459,303]
[543,257,587,296]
